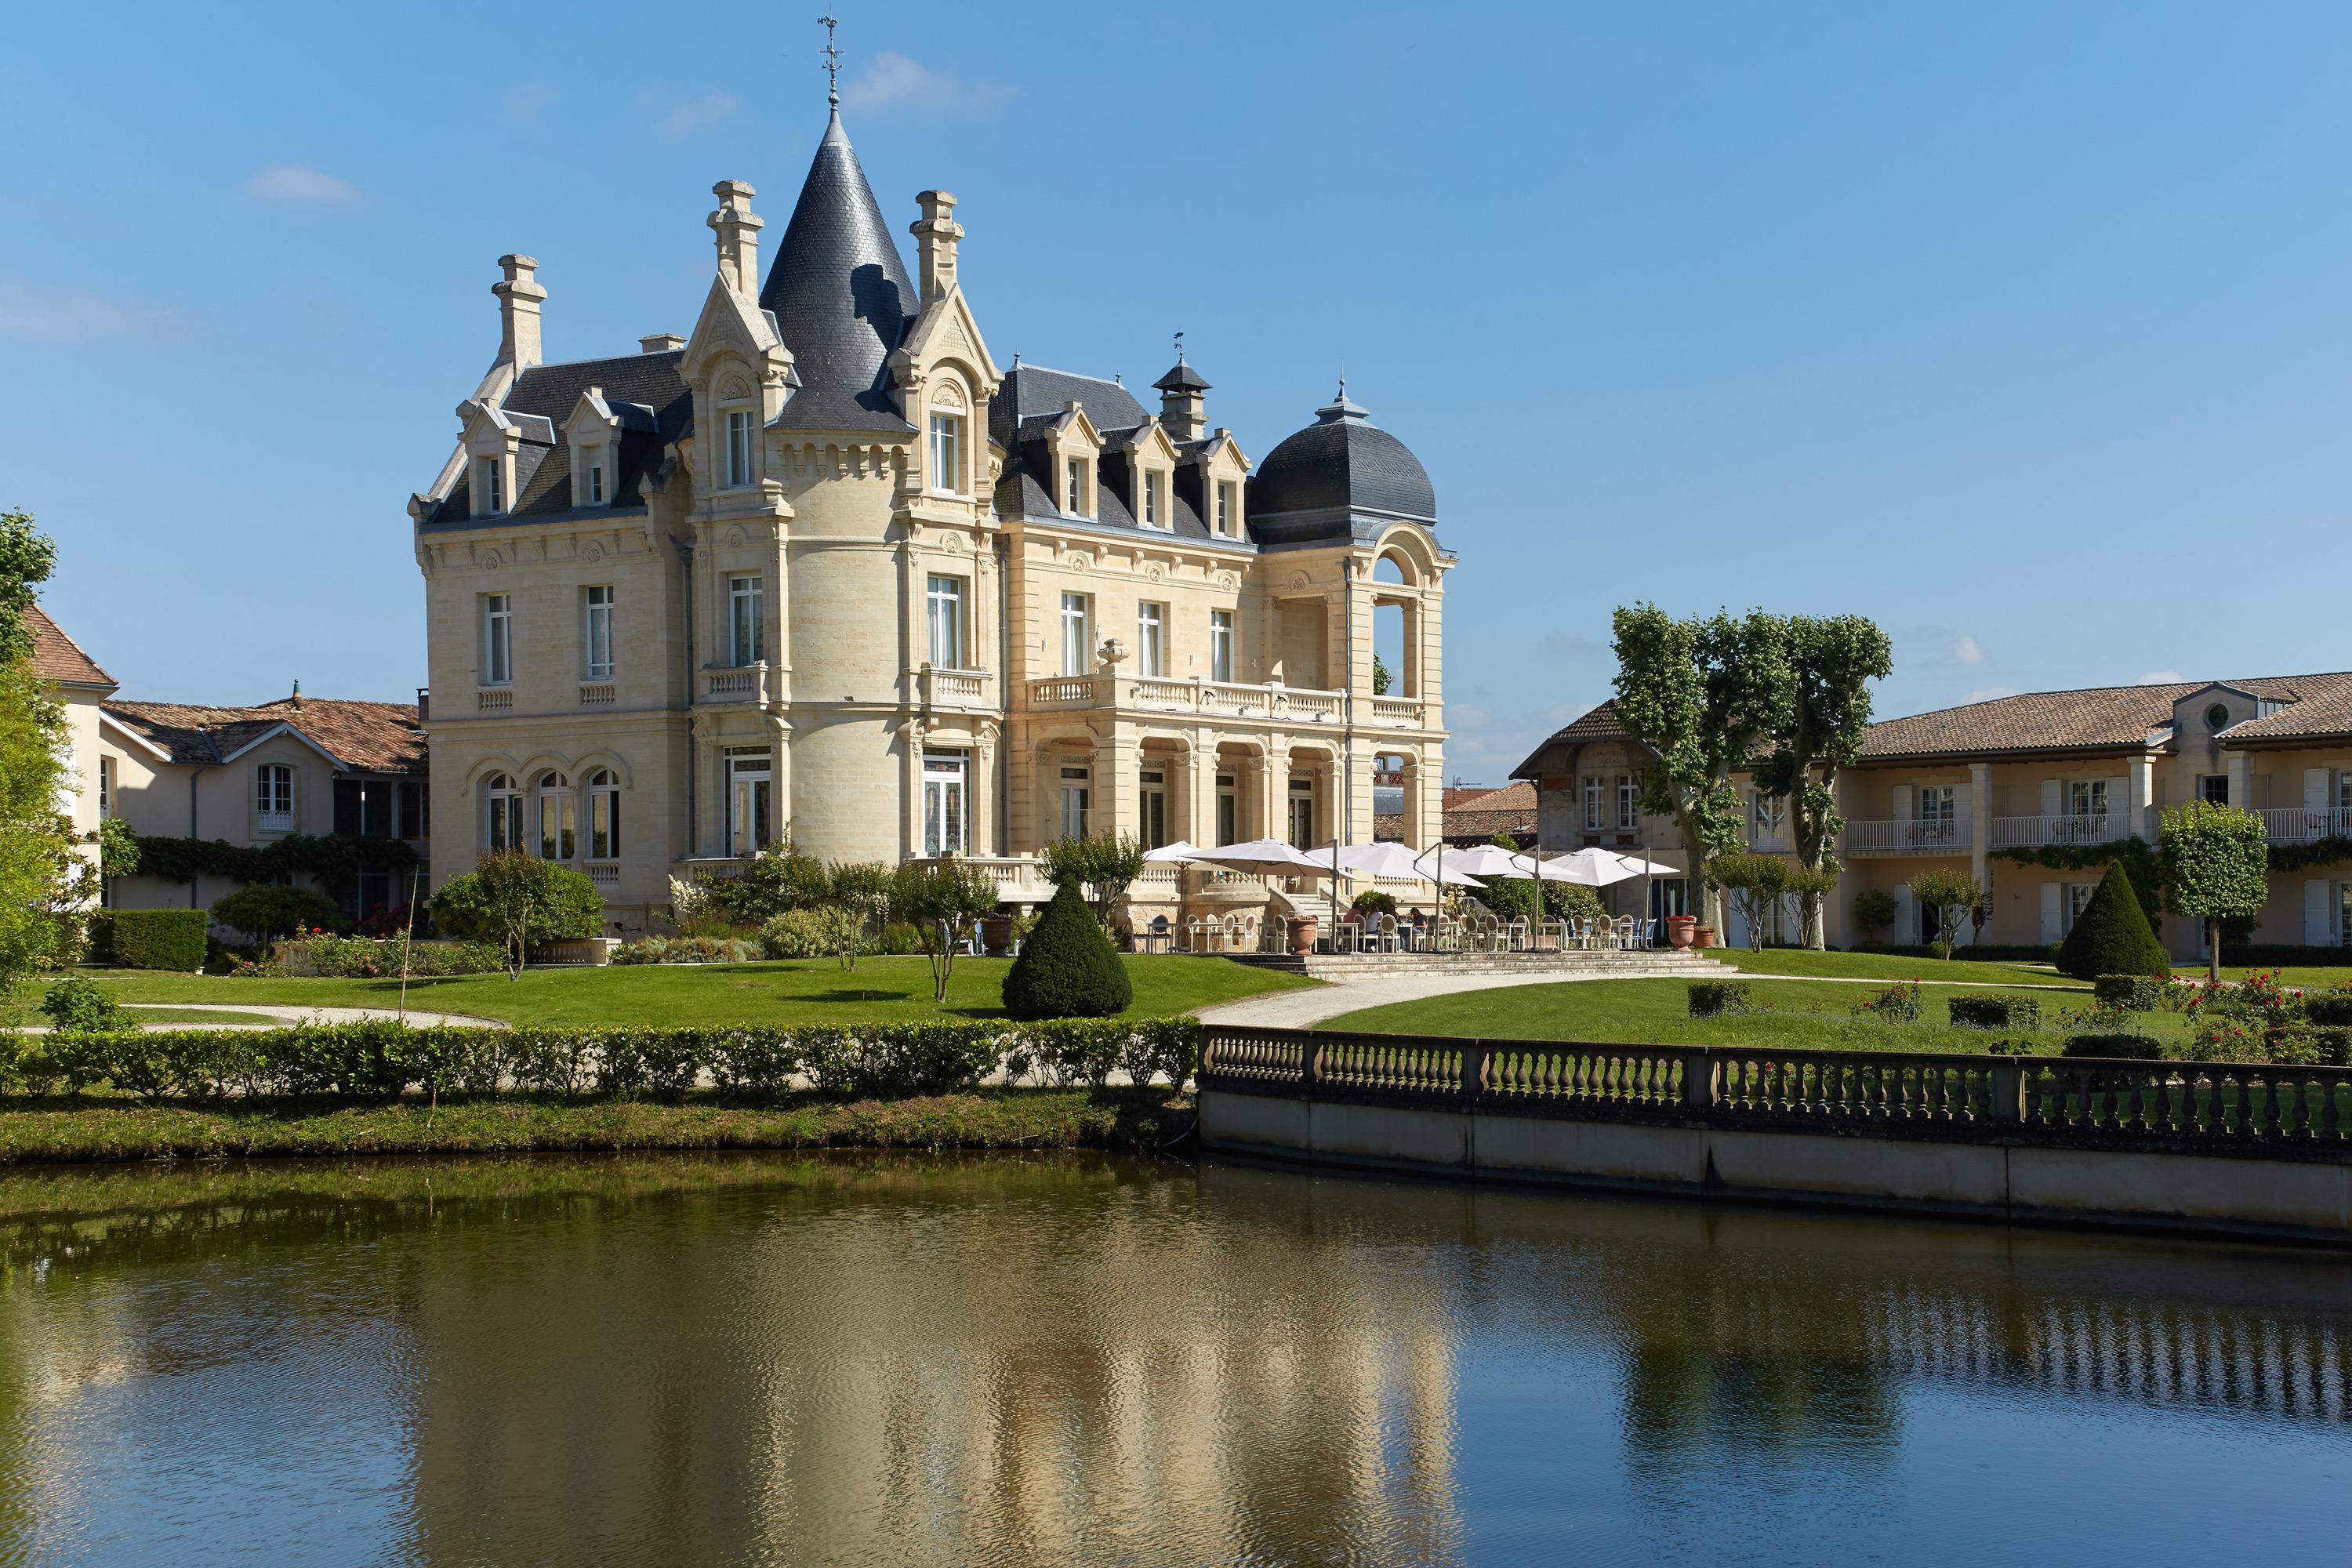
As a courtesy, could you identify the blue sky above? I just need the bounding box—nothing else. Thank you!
[6,2,2350,783]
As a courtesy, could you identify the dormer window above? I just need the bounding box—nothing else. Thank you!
[928,412,964,495]
[1065,458,1091,517]
[586,458,604,505]
[1142,471,1162,528]
[2207,702,2230,732]
[724,408,753,488]
[476,457,503,514]
[1215,481,1236,537]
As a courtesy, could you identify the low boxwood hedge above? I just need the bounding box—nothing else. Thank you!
[2061,1032,2164,1060]
[84,909,210,971]
[1687,980,1753,1018]
[1948,995,2039,1029]
[2092,974,2163,1012]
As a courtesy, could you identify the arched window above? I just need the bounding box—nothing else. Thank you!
[485,773,521,851]
[536,771,574,861]
[587,769,620,859]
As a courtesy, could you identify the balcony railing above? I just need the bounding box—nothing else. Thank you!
[918,666,993,709]
[1989,814,2135,850]
[1024,674,1351,724]
[1367,696,1427,728]
[2257,807,2352,844]
[906,855,1059,903]
[583,859,620,886]
[1842,818,1970,855]
[579,681,615,706]
[702,663,769,703]
[477,687,513,713]
[256,810,295,834]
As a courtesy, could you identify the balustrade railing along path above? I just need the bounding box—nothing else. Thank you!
[1200,1027,2352,1156]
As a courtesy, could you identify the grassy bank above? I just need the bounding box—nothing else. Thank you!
[42,954,1315,1026]
[0,1087,1182,1165]
[1321,975,2175,1054]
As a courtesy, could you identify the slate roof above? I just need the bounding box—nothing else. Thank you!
[989,365,1219,541]
[759,110,916,434]
[1249,390,1438,548]
[104,697,426,774]
[423,349,691,528]
[23,603,114,690]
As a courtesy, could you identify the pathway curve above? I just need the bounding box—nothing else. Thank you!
[110,1003,505,1032]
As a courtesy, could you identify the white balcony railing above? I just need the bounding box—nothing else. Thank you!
[1368,696,1427,728]
[477,687,513,713]
[906,855,1059,903]
[1988,814,2132,850]
[1025,674,1348,724]
[256,810,295,834]
[703,664,768,702]
[2258,807,2352,844]
[583,860,621,886]
[579,681,615,706]
[919,666,993,709]
[1842,818,1971,855]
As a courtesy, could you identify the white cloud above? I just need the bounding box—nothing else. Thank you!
[841,53,1011,114]
[657,91,739,138]
[1951,634,1984,666]
[2136,670,2186,685]
[241,164,366,209]
[0,278,191,343]
[1961,686,2020,705]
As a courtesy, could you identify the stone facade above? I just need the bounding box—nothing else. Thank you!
[409,107,1452,934]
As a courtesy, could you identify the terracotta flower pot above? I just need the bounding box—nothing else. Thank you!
[1286,916,1317,956]
[1693,926,1717,950]
[1666,915,1698,949]
[980,915,1013,957]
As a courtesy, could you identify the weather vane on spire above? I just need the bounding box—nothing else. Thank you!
[1174,329,1186,365]
[818,13,842,106]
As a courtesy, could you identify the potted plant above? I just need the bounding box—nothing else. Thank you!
[1285,914,1317,955]
[1692,925,1717,949]
[1665,914,1697,949]
[980,913,1014,956]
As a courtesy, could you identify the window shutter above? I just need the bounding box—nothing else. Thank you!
[1725,895,1750,949]
[2040,881,2063,944]
[1890,785,1912,822]
[1892,884,1915,945]
[1952,780,1970,819]
[2306,768,2330,813]
[2307,879,2334,946]
[2039,779,2063,817]
[2110,775,2129,818]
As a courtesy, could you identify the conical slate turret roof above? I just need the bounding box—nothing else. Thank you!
[759,109,916,432]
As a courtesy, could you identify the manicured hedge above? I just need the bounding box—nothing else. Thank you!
[6,1018,1202,1105]
[2303,993,2352,1027]
[2055,863,2169,982]
[2092,974,2163,1011]
[1003,882,1132,1021]
[1947,995,2039,1029]
[2061,1032,2163,1060]
[1687,980,1753,1018]
[85,909,210,971]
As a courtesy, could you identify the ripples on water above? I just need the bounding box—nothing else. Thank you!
[0,1153,2345,1566]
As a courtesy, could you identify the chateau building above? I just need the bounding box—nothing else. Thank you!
[408,103,1451,932]
[1515,671,2352,957]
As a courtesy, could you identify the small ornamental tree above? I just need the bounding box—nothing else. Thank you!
[1003,880,1133,1021]
[826,861,894,971]
[210,883,350,944]
[891,858,1000,1002]
[1712,851,1790,951]
[1907,867,1985,961]
[2158,800,2270,983]
[2053,860,2170,982]
[1041,831,1146,933]
[1852,887,1897,945]
[430,851,604,978]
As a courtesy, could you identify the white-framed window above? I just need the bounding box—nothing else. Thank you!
[1617,774,1641,831]
[1065,458,1087,517]
[1136,601,1167,677]
[587,768,620,859]
[728,575,764,666]
[1581,775,1604,831]
[1209,609,1234,684]
[586,456,605,506]
[256,764,294,833]
[583,585,615,680]
[727,748,772,855]
[535,771,575,861]
[1215,772,1238,846]
[1751,792,1785,837]
[926,575,965,669]
[1288,777,1315,851]
[1919,784,1957,844]
[1060,593,1092,677]
[98,756,113,818]
[724,408,753,488]
[1138,766,1168,851]
[1058,763,1091,840]
[1142,470,1163,528]
[922,752,967,856]
[2068,779,2109,823]
[485,772,521,850]
[1215,481,1235,536]
[927,412,964,495]
[481,593,512,685]
[476,456,503,514]
[2066,880,2098,932]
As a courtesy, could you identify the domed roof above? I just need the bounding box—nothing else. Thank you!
[1249,387,1436,528]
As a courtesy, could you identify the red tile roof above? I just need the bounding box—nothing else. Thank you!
[22,603,113,690]
[104,696,425,773]
[1856,673,2352,761]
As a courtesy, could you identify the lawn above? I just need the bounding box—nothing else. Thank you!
[1320,975,2180,1055]
[118,1007,280,1026]
[42,955,1316,1028]
[1708,947,2082,987]
[2172,967,2352,994]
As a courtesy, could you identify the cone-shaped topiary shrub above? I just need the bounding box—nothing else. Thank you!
[2054,861,2169,982]
[1002,881,1133,1022]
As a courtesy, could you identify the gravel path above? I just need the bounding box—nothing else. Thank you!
[111,1004,504,1032]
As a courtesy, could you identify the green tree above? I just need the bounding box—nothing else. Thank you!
[1712,851,1791,951]
[1750,615,1892,948]
[703,835,831,926]
[1372,654,1393,696]
[2158,800,2269,982]
[826,861,894,971]
[1041,831,1146,934]
[1611,605,1793,931]
[96,817,140,879]
[1906,866,1984,961]
[0,510,58,666]
[210,883,348,942]
[1851,887,1897,945]
[0,512,83,1011]
[430,851,605,978]
[2053,859,2170,982]
[890,858,1001,1001]
[1002,880,1133,1020]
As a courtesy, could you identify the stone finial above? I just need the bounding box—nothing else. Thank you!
[910,189,962,304]
[492,254,546,369]
[709,180,764,292]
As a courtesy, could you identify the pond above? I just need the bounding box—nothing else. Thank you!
[0,1152,2345,1566]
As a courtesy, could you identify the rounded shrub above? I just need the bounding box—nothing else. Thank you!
[41,975,124,1033]
[2060,1031,2163,1060]
[1948,994,2039,1029]
[1002,882,1132,1022]
[2092,973,2162,1012]
[1687,979,1752,1018]
[2053,862,2169,982]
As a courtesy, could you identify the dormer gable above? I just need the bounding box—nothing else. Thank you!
[1180,426,1253,541]
[1041,401,1105,518]
[561,388,658,510]
[2171,681,2285,744]
[456,397,554,518]
[1111,418,1182,531]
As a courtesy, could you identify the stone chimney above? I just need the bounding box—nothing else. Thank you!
[640,333,685,354]
[910,190,962,303]
[493,254,546,369]
[708,180,763,292]
[1152,347,1210,443]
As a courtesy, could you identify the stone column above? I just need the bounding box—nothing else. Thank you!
[1254,745,1283,840]
[970,722,997,857]
[1095,724,1140,839]
[1969,759,1992,894]
[2227,750,2254,812]
[901,721,924,857]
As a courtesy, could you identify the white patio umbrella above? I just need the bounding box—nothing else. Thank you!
[1335,840,1484,887]
[1141,840,1203,863]
[1549,847,1645,886]
[1604,851,1682,938]
[1412,842,1526,880]
[1509,850,1616,884]
[1188,838,1336,876]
